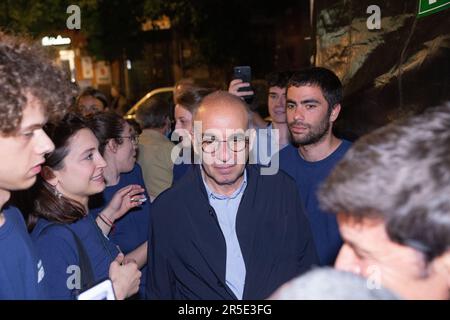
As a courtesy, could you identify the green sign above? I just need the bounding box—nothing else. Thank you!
[418,0,450,17]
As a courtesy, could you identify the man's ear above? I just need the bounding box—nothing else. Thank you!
[330,104,341,123]
[41,166,58,187]
[107,139,119,153]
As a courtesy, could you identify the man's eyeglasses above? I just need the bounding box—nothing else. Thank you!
[201,134,249,153]
[119,135,139,145]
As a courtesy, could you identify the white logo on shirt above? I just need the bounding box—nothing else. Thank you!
[37,259,45,283]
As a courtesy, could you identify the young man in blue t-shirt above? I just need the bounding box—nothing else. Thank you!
[0,32,73,299]
[279,67,351,266]
[1,33,141,300]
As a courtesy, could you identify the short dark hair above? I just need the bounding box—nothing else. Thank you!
[135,97,171,129]
[87,112,127,155]
[174,86,214,115]
[266,71,292,89]
[0,32,76,134]
[318,103,450,261]
[288,67,342,110]
[126,118,142,135]
[76,87,109,109]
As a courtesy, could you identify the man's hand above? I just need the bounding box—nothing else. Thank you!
[228,79,254,99]
[109,253,142,300]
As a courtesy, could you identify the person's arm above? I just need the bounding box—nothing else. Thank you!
[124,241,148,269]
[96,184,146,235]
[109,253,141,300]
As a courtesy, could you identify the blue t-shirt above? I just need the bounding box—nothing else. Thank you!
[89,163,150,298]
[31,215,119,300]
[279,140,352,266]
[0,206,47,299]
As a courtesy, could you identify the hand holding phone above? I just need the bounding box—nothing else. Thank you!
[231,66,254,104]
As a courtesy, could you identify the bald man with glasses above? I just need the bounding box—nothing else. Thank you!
[146,91,318,300]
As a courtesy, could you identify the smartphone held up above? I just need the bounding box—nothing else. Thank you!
[233,66,254,105]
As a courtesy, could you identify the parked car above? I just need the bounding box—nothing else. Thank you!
[124,87,174,120]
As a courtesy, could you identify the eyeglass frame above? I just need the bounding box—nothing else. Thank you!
[199,134,250,154]
[117,135,139,145]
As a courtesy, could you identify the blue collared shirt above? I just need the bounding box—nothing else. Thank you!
[202,170,248,300]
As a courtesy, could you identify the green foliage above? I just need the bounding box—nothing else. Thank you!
[0,0,96,35]
[1,0,299,65]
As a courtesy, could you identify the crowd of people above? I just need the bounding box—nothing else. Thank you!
[1,32,449,300]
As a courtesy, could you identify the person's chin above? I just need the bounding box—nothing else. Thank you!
[89,180,106,194]
[291,133,309,144]
[212,172,240,185]
[273,116,286,123]
[213,165,235,175]
[12,176,37,191]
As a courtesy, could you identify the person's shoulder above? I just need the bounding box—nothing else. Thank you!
[340,139,353,150]
[3,206,26,227]
[157,175,194,201]
[130,163,150,188]
[31,220,78,265]
[32,219,75,245]
[248,165,297,190]
[123,163,145,182]
[133,162,144,175]
[278,144,298,166]
[331,139,353,160]
[278,143,297,156]
[152,168,198,211]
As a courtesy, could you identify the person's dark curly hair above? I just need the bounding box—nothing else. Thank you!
[0,31,77,135]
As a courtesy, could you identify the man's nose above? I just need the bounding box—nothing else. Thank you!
[293,106,306,121]
[36,129,55,155]
[217,140,232,163]
[277,96,286,108]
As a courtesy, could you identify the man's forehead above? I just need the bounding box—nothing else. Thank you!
[337,212,384,226]
[20,94,47,129]
[196,108,247,128]
[269,86,286,92]
[79,95,101,105]
[287,84,324,96]
[338,214,387,242]
[202,128,247,137]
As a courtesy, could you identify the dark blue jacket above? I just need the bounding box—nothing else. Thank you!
[146,165,319,300]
